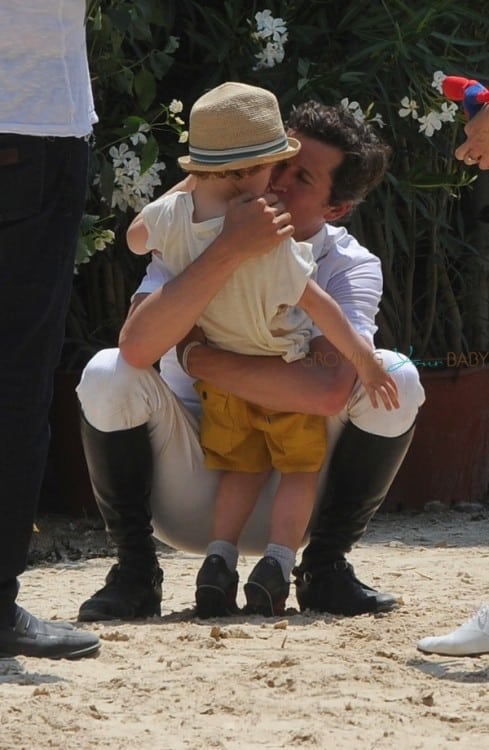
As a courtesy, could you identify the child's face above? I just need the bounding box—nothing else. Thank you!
[237,165,273,196]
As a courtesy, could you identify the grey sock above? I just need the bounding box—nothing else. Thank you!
[265,543,296,581]
[206,540,239,571]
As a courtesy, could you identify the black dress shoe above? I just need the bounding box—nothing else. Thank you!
[0,607,100,659]
[293,560,398,616]
[244,556,290,616]
[78,561,163,622]
[195,555,239,618]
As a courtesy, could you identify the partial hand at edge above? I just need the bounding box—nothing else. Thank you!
[454,104,489,169]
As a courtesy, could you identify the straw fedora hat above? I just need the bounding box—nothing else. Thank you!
[178,82,300,172]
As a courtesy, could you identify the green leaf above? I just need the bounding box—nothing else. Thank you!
[135,67,157,111]
[98,158,115,208]
[122,115,146,134]
[140,135,160,174]
[149,50,175,79]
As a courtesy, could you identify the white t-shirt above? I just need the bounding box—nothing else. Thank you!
[136,218,383,411]
[142,191,316,362]
[0,1,97,137]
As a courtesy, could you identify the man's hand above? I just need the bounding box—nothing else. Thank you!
[220,191,295,261]
[455,104,489,169]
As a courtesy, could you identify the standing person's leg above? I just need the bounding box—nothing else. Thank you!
[0,134,99,658]
[294,350,425,616]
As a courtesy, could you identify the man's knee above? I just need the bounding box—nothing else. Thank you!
[349,349,425,437]
[76,348,154,432]
[381,349,425,412]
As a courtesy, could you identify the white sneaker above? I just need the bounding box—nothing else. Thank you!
[417,604,489,656]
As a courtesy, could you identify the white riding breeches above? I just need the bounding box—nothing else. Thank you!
[77,349,425,554]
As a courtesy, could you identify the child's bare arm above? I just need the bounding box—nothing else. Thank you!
[299,278,399,410]
[126,213,150,255]
[126,175,197,255]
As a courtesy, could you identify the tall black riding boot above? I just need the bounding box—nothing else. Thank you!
[294,421,415,616]
[77,415,163,621]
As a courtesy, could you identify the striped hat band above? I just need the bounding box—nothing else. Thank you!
[178,82,300,173]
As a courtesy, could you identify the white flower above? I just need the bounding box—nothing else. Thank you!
[431,70,446,94]
[110,144,166,212]
[129,123,150,146]
[439,101,458,122]
[340,98,365,122]
[254,41,285,69]
[178,130,189,144]
[169,99,183,114]
[418,110,443,137]
[251,9,288,70]
[94,237,106,251]
[101,229,115,243]
[255,9,273,29]
[398,96,419,119]
[109,142,131,165]
[174,116,185,126]
[109,143,140,177]
[370,112,385,128]
[341,97,359,111]
[255,10,287,42]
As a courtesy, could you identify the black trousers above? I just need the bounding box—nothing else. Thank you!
[0,134,89,623]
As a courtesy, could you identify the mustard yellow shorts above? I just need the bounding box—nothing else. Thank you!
[194,380,327,473]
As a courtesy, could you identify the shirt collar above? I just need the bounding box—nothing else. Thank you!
[306,224,328,261]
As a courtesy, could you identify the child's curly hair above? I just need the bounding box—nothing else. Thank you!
[185,164,269,180]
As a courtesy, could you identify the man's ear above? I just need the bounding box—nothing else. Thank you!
[323,201,353,222]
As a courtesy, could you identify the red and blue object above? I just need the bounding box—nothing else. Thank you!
[442,76,489,119]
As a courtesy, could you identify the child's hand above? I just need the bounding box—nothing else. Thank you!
[356,353,400,410]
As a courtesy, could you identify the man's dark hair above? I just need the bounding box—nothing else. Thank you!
[287,101,391,207]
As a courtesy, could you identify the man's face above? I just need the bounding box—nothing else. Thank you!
[270,131,351,241]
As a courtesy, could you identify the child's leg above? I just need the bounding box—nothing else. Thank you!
[206,470,269,572]
[195,382,271,554]
[265,471,319,581]
[244,472,319,616]
[260,408,325,564]
[211,470,270,544]
[195,470,269,619]
[269,471,320,552]
[194,384,272,617]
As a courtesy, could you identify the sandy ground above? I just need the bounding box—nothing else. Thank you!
[2,504,489,750]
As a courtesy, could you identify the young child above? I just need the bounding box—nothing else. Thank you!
[127,82,398,617]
